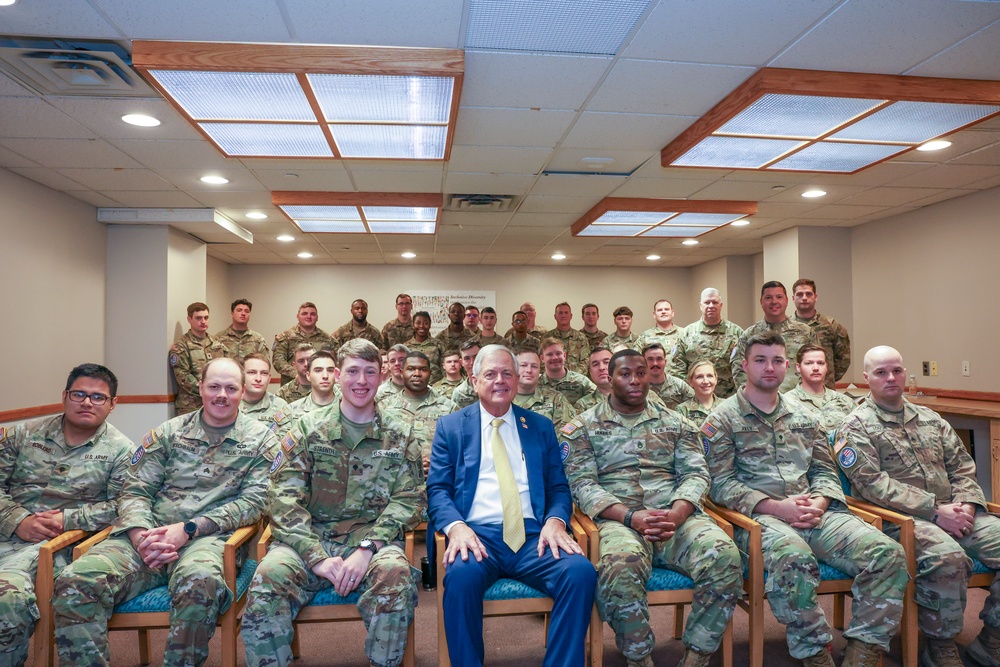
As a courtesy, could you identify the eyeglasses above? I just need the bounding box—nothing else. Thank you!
[67,390,111,406]
[513,319,526,324]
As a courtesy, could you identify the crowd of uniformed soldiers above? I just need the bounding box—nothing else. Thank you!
[2,278,998,667]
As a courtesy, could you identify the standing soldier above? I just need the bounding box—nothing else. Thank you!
[580,303,608,351]
[333,299,385,351]
[0,364,133,665]
[706,331,907,667]
[273,302,335,385]
[277,344,315,404]
[241,339,424,667]
[169,301,226,415]
[214,298,270,363]
[475,307,504,347]
[404,312,445,384]
[670,288,743,398]
[381,293,415,348]
[643,343,694,410]
[240,353,293,438]
[637,299,684,368]
[548,302,591,375]
[792,279,852,389]
[603,306,641,352]
[436,302,475,349]
[562,350,742,667]
[54,357,276,667]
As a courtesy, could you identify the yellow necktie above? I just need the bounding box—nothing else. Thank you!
[491,418,525,551]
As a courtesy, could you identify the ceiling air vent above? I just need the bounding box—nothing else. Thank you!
[0,37,154,97]
[444,194,518,212]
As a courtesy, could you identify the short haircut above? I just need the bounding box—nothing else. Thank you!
[352,298,367,307]
[395,293,412,304]
[481,307,496,316]
[450,301,465,310]
[231,298,252,312]
[613,306,633,318]
[65,363,118,397]
[442,349,461,360]
[242,353,271,370]
[539,337,564,353]
[405,350,431,366]
[294,343,316,355]
[201,357,244,385]
[743,330,786,359]
[187,302,209,317]
[759,280,787,298]
[686,360,717,382]
[308,350,336,370]
[472,344,517,377]
[388,343,410,355]
[796,343,827,364]
[298,301,317,311]
[337,338,381,368]
[608,349,642,376]
[517,348,541,361]
[582,303,599,313]
[555,301,571,310]
[589,346,610,359]
[642,343,665,356]
[465,305,479,313]
[413,311,431,323]
[460,338,482,352]
[792,278,817,293]
[700,287,721,301]
[512,310,527,319]
[653,299,672,309]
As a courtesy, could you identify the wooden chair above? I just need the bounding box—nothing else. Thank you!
[707,500,887,667]
[255,523,416,667]
[70,523,260,667]
[575,509,735,667]
[33,529,90,667]
[434,516,590,667]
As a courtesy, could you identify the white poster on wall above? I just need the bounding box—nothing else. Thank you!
[409,290,496,335]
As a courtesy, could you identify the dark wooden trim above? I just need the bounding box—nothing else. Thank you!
[0,395,174,423]
[836,382,1000,404]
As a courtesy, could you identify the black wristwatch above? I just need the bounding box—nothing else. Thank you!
[358,539,379,555]
[183,521,198,541]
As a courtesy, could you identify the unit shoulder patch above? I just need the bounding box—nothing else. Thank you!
[838,446,858,469]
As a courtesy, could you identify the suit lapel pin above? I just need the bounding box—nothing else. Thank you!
[520,416,528,429]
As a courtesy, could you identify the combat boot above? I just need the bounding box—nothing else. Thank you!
[842,638,882,667]
[627,657,654,667]
[967,624,1000,667]
[677,647,713,667]
[919,638,964,667]
[801,647,835,667]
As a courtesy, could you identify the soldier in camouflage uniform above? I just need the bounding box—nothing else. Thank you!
[643,343,694,410]
[504,311,541,353]
[581,303,609,351]
[375,345,409,403]
[792,279,852,389]
[241,339,424,667]
[503,301,547,338]
[436,302,476,349]
[563,349,742,667]
[290,350,340,417]
[463,306,482,335]
[637,299,684,369]
[240,353,293,439]
[404,312,444,384]
[603,306,642,352]
[514,349,576,435]
[475,307,505,347]
[277,344,315,404]
[540,338,598,406]
[0,364,132,666]
[706,331,907,667]
[433,350,465,394]
[783,344,856,433]
[273,302,336,385]
[732,281,818,393]
[669,288,743,398]
[169,302,226,415]
[835,346,1000,667]
[675,360,720,423]
[575,347,614,413]
[548,302,592,374]
[54,357,276,667]
[214,298,270,363]
[380,293,414,348]
[334,299,386,351]
[451,340,482,409]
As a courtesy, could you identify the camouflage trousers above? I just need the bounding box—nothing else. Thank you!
[242,541,417,667]
[0,540,55,667]
[595,514,742,661]
[885,512,1000,639]
[736,510,908,659]
[53,534,235,667]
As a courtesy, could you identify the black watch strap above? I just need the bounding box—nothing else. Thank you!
[183,521,198,540]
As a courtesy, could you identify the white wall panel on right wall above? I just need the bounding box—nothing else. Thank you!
[851,185,1000,391]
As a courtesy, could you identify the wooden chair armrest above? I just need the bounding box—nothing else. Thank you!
[404,531,415,565]
[986,502,1000,514]
[256,523,274,562]
[844,499,917,575]
[223,522,261,584]
[37,529,91,610]
[845,503,882,530]
[73,526,113,560]
[434,531,447,571]
[572,509,601,564]
[40,529,90,555]
[704,500,760,533]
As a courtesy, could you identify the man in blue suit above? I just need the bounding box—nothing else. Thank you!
[428,344,596,667]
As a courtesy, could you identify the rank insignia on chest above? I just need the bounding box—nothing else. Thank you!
[838,446,858,468]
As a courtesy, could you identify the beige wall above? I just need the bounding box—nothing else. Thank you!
[221,264,694,344]
[206,255,232,324]
[0,168,106,411]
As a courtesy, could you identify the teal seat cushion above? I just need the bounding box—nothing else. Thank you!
[484,578,547,600]
[310,587,362,606]
[647,567,695,591]
[973,559,993,575]
[744,561,852,583]
[114,558,258,615]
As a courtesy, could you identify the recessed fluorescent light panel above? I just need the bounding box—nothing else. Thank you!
[133,41,463,160]
[572,198,757,239]
[273,192,442,235]
[466,0,654,55]
[662,68,1000,174]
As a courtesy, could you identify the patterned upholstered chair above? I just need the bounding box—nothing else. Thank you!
[574,509,734,667]
[33,529,91,667]
[69,522,260,667]
[254,523,417,667]
[434,516,589,667]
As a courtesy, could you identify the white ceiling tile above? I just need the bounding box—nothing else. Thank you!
[546,148,656,174]
[286,0,464,47]
[907,189,978,208]
[95,190,204,207]
[443,172,537,195]
[588,60,755,116]
[108,139,232,170]
[45,98,201,141]
[0,145,40,168]
[802,162,933,188]
[968,173,1000,190]
[461,52,611,109]
[529,174,626,197]
[890,131,1000,164]
[682,179,785,201]
[439,211,513,227]
[155,168,267,192]
[345,160,445,173]
[764,184,871,204]
[8,167,89,191]
[0,0,119,37]
[350,169,444,192]
[454,108,576,148]
[63,190,124,207]
[794,204,891,220]
[946,142,1000,166]
[506,212,577,227]
[448,145,552,173]
[517,196,592,214]
[91,0,292,41]
[190,191,277,209]
[0,138,142,169]
[0,72,35,96]
[610,177,721,198]
[56,167,176,190]
[623,0,839,66]
[839,186,948,208]
[909,21,1000,80]
[772,0,1000,74]
[754,202,821,218]
[561,112,696,151]
[0,97,96,139]
[248,167,354,192]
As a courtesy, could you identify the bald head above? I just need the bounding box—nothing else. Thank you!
[863,345,906,410]
[863,346,903,373]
